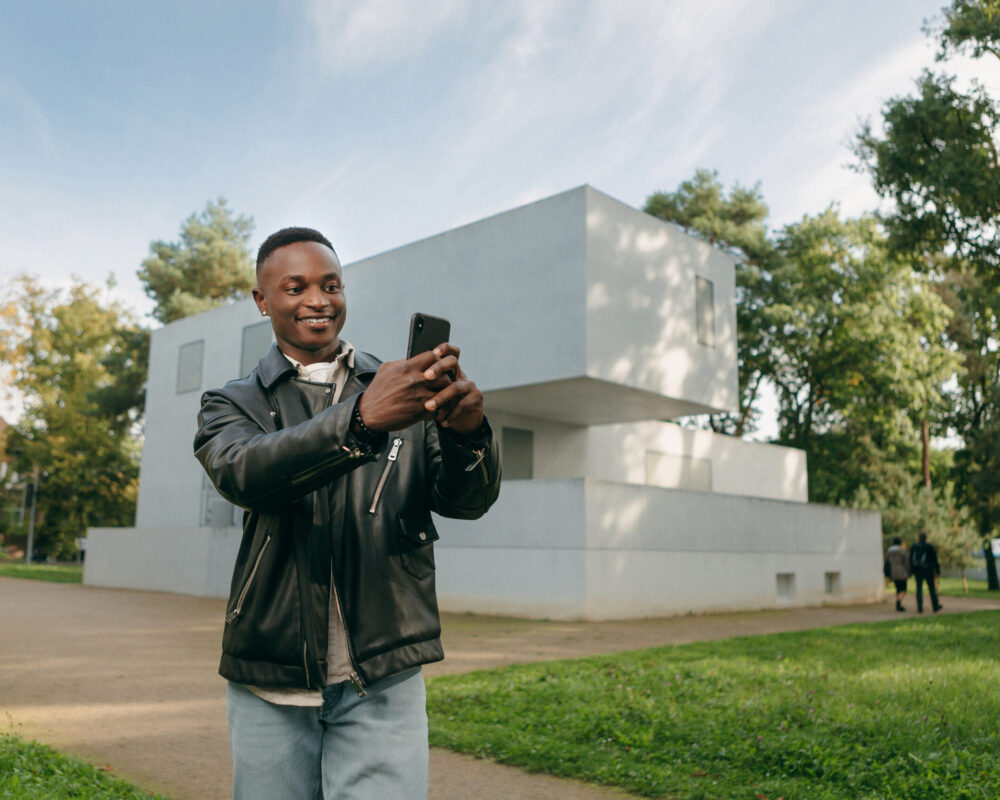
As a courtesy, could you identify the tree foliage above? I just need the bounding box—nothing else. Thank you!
[770,211,958,455]
[855,0,1000,583]
[0,276,148,558]
[856,71,1000,277]
[934,0,1000,60]
[138,197,255,323]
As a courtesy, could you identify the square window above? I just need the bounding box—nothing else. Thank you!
[241,321,274,377]
[824,572,841,595]
[696,276,715,347]
[776,572,796,600]
[501,427,533,480]
[177,340,204,394]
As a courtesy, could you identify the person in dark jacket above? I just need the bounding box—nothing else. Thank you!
[194,227,501,800]
[910,530,943,614]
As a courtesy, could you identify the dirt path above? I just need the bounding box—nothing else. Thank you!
[2,578,997,800]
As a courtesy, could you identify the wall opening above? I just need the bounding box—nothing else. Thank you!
[241,321,274,378]
[501,427,534,480]
[201,474,238,527]
[824,571,841,595]
[696,276,715,347]
[177,340,205,394]
[645,451,712,491]
[776,572,796,600]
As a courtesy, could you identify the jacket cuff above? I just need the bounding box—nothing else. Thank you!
[438,417,492,450]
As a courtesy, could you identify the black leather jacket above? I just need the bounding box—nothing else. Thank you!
[193,344,501,691]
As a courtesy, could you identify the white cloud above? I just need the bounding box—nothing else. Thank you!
[308,0,470,72]
[398,1,788,204]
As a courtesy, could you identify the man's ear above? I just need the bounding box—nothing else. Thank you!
[252,287,268,317]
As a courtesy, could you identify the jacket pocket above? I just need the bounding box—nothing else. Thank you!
[398,515,439,579]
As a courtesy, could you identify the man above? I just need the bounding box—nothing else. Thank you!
[194,227,501,799]
[909,530,943,614]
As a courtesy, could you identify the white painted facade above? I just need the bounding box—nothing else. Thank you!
[85,186,883,618]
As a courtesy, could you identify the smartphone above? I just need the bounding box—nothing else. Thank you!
[406,313,451,359]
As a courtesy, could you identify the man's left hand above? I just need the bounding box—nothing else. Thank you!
[421,344,484,435]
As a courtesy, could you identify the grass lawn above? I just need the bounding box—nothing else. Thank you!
[0,563,82,583]
[427,611,1000,800]
[0,734,168,799]
[937,576,999,600]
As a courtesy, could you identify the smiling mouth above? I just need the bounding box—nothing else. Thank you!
[299,316,335,329]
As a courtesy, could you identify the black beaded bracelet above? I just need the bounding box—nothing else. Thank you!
[352,398,379,441]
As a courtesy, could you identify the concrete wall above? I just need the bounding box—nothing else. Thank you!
[585,422,808,502]
[85,526,241,597]
[585,188,738,414]
[136,301,267,529]
[434,479,882,619]
[486,410,807,503]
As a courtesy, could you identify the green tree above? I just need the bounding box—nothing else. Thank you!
[0,276,147,558]
[644,170,779,435]
[138,197,255,323]
[935,0,1000,61]
[855,0,1000,588]
[768,210,959,504]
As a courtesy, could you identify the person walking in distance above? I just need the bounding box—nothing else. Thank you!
[884,537,910,612]
[909,530,943,614]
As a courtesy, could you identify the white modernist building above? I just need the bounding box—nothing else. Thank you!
[85,186,883,619]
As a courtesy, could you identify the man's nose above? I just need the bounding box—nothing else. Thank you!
[303,286,330,307]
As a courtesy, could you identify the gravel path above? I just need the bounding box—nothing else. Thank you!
[2,577,997,800]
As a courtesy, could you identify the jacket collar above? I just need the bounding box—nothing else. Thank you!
[257,343,380,389]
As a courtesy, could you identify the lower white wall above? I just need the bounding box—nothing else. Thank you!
[84,526,241,597]
[434,479,881,619]
[86,479,883,620]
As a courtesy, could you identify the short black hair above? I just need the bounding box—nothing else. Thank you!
[256,227,337,274]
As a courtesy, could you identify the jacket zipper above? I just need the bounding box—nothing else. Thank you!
[465,447,488,483]
[331,578,369,697]
[368,438,403,514]
[302,640,311,689]
[349,671,367,697]
[225,534,272,624]
[291,445,366,486]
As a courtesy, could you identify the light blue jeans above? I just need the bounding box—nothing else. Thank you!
[227,668,428,800]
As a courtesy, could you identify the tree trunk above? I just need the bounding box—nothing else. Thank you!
[921,418,931,488]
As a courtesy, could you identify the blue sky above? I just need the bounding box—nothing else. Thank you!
[2,0,996,328]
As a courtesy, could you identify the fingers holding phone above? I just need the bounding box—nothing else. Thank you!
[357,315,483,434]
[422,355,483,433]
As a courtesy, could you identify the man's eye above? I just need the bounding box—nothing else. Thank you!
[285,286,302,294]
[325,284,342,293]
